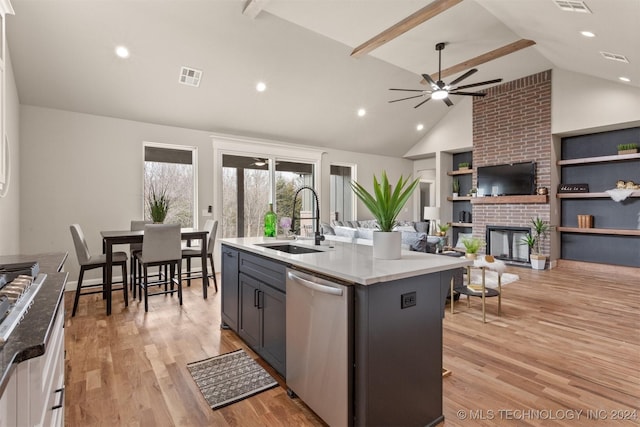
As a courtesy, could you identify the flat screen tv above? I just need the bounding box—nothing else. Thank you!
[477,161,536,196]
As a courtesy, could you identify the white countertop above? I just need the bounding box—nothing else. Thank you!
[220,237,472,285]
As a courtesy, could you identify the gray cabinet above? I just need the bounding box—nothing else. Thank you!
[220,246,239,330]
[221,245,287,376]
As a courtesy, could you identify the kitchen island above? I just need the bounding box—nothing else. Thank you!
[221,237,471,427]
[0,252,68,426]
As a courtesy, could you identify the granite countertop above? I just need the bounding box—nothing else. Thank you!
[0,252,68,396]
[221,237,471,285]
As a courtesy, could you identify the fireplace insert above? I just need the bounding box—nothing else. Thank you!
[486,226,530,265]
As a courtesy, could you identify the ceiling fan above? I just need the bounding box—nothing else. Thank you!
[389,42,503,108]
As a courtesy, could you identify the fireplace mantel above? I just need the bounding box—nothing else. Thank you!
[471,195,548,204]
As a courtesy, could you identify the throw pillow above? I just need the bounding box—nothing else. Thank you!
[321,222,335,235]
[334,226,358,239]
[455,233,473,249]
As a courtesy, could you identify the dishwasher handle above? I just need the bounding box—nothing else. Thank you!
[287,271,343,296]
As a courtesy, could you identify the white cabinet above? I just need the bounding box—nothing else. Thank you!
[0,0,13,193]
[1,303,65,427]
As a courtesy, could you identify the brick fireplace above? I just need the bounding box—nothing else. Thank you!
[471,70,552,257]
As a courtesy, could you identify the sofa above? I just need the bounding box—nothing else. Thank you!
[322,219,464,291]
[322,220,440,253]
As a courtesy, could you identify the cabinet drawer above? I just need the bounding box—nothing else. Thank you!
[239,252,286,292]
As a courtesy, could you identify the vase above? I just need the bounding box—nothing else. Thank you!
[530,254,546,270]
[372,231,401,260]
[264,203,277,237]
[465,253,477,260]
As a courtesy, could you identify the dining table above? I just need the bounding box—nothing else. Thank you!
[101,228,209,315]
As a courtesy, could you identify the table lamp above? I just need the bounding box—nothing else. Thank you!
[423,207,440,236]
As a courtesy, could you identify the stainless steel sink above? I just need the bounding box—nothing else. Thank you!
[256,243,323,254]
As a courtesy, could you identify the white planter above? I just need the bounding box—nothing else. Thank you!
[530,254,546,270]
[373,231,402,260]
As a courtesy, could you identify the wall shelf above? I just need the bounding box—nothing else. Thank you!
[447,169,473,176]
[471,195,548,204]
[557,191,640,199]
[557,227,640,237]
[557,152,640,166]
[451,222,473,228]
[447,196,473,201]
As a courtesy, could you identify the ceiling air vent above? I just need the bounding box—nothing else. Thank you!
[553,0,592,13]
[600,51,629,63]
[179,67,202,87]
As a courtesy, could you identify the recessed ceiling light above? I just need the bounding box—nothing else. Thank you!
[357,108,366,117]
[416,124,424,131]
[256,82,267,92]
[580,31,595,38]
[619,77,631,82]
[115,46,130,59]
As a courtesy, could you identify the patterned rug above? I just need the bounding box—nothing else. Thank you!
[187,349,278,409]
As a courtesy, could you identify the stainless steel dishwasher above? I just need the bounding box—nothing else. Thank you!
[286,268,352,427]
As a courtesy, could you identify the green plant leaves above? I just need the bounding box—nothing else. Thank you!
[350,171,420,232]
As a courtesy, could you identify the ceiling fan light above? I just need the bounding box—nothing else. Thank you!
[431,89,448,100]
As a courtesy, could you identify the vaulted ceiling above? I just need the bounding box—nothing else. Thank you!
[6,0,639,157]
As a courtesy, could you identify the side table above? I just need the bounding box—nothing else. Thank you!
[450,262,502,323]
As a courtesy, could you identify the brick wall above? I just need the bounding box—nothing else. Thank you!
[472,70,552,255]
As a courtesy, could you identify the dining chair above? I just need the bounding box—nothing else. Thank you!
[130,220,152,298]
[136,223,182,312]
[181,219,218,292]
[70,224,128,317]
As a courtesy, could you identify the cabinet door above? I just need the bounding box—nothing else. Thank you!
[260,284,286,376]
[221,246,239,330]
[238,273,261,350]
[0,369,17,427]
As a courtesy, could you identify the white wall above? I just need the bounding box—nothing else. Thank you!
[322,148,414,222]
[19,106,216,284]
[552,69,640,134]
[403,97,473,159]
[0,51,20,255]
[18,106,414,284]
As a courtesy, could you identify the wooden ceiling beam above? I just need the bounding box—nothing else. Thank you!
[422,39,536,83]
[242,0,270,19]
[350,0,464,58]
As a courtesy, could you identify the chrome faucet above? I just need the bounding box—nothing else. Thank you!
[291,186,325,246]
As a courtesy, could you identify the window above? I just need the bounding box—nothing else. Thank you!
[221,155,314,238]
[214,136,323,240]
[330,164,355,222]
[143,143,197,227]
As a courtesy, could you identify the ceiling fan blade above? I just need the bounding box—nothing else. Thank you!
[448,68,477,86]
[443,97,453,107]
[449,91,487,97]
[389,94,426,103]
[350,0,463,57]
[421,73,438,89]
[421,39,535,84]
[413,97,431,108]
[389,88,428,92]
[454,78,503,90]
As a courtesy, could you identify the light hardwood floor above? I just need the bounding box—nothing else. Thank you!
[64,266,640,426]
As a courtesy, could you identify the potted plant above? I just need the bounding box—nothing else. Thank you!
[351,171,420,259]
[461,236,484,260]
[469,187,478,197]
[452,178,460,198]
[458,162,470,170]
[437,223,450,237]
[617,143,638,155]
[148,185,170,223]
[529,216,549,269]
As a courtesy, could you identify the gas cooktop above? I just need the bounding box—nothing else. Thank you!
[0,262,44,346]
